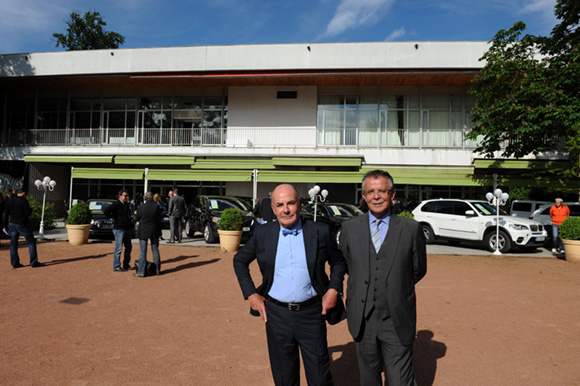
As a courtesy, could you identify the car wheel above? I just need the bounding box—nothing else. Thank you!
[421,224,435,244]
[185,221,195,237]
[485,230,512,253]
[204,223,217,243]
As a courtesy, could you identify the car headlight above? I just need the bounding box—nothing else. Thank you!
[90,219,96,225]
[508,223,528,231]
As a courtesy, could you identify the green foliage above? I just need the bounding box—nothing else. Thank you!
[467,1,580,178]
[66,201,92,225]
[397,211,414,219]
[507,187,532,202]
[27,195,56,231]
[559,216,580,240]
[218,208,244,231]
[52,11,125,51]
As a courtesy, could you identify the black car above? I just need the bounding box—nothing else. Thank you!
[300,202,364,246]
[185,195,256,243]
[87,199,136,238]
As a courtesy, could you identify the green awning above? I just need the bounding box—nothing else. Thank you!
[25,155,113,163]
[474,159,570,170]
[71,167,145,180]
[147,169,252,182]
[272,157,362,167]
[362,166,477,186]
[191,158,275,169]
[115,155,195,165]
[258,170,363,183]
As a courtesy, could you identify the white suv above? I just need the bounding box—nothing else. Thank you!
[412,199,547,253]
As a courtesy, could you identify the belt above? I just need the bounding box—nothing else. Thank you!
[267,295,320,311]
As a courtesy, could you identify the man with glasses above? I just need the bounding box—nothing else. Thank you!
[105,189,134,272]
[339,170,427,386]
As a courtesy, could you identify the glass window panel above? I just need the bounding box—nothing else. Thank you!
[345,110,356,129]
[203,110,222,128]
[343,95,356,108]
[429,111,449,130]
[318,95,342,108]
[127,98,136,110]
[204,96,222,109]
[139,97,162,110]
[107,112,126,129]
[359,95,377,109]
[317,110,343,129]
[71,99,92,111]
[103,98,126,110]
[407,95,420,109]
[174,97,202,109]
[422,94,449,109]
[359,110,378,129]
[72,112,91,128]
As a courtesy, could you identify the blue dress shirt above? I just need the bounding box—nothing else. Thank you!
[268,220,317,303]
[368,210,391,249]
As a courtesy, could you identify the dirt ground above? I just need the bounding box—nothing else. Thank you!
[1,239,579,386]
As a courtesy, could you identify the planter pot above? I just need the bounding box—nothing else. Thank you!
[66,224,91,245]
[218,230,242,252]
[562,239,580,263]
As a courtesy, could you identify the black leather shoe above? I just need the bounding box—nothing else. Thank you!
[113,267,127,272]
[31,262,46,268]
[12,263,24,269]
[124,266,135,271]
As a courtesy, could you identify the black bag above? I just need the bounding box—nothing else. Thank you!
[134,260,157,277]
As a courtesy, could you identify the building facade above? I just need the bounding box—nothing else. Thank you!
[0,42,571,215]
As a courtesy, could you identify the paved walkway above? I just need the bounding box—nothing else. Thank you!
[39,220,558,258]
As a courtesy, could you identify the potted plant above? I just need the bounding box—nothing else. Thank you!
[217,208,244,252]
[560,216,580,263]
[66,201,92,245]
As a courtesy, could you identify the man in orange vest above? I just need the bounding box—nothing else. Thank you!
[549,198,570,253]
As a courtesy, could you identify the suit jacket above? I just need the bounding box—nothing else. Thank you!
[233,219,347,324]
[104,199,133,230]
[258,197,274,222]
[339,213,427,345]
[136,200,162,240]
[168,195,187,218]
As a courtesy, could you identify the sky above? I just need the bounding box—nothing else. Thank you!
[0,0,559,54]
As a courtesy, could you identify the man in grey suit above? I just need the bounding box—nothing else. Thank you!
[339,169,427,386]
[168,188,187,243]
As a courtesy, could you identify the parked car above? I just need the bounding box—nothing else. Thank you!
[529,202,580,239]
[185,195,256,243]
[300,202,364,247]
[412,198,547,253]
[156,200,170,229]
[510,200,550,218]
[86,199,137,238]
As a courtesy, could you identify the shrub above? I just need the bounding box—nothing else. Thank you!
[27,195,56,230]
[218,208,243,231]
[66,201,92,225]
[559,217,580,241]
[397,211,414,219]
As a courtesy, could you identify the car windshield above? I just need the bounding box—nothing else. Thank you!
[207,198,243,212]
[88,200,113,213]
[470,201,508,216]
[326,204,363,218]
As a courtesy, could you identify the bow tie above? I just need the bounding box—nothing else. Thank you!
[282,228,299,236]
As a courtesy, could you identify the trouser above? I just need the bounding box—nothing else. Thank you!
[355,314,417,386]
[265,299,333,386]
[169,216,182,242]
[552,225,564,250]
[137,238,161,275]
[112,228,132,269]
[8,223,38,267]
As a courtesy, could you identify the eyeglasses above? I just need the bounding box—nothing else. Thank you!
[362,189,393,196]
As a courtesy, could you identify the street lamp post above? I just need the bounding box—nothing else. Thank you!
[308,185,328,222]
[34,176,57,239]
[485,188,509,255]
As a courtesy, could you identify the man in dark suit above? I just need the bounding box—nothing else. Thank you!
[339,170,427,386]
[234,184,346,386]
[2,188,44,268]
[167,188,186,243]
[258,191,274,222]
[104,189,133,272]
[133,192,162,277]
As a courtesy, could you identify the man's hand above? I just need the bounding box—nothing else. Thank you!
[248,293,267,323]
[321,288,339,315]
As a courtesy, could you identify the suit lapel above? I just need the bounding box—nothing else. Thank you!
[380,214,401,275]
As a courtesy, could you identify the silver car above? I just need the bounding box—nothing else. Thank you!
[529,202,580,236]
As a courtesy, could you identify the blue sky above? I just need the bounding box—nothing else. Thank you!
[1,0,558,54]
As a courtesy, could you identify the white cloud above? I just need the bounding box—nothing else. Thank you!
[385,26,405,41]
[520,0,555,14]
[324,0,396,37]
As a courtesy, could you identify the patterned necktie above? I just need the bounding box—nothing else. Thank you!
[371,219,382,252]
[282,228,299,236]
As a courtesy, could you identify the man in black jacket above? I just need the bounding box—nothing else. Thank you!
[2,188,43,268]
[104,189,133,272]
[134,192,162,277]
[167,188,186,243]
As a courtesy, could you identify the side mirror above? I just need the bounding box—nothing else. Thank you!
[465,210,475,216]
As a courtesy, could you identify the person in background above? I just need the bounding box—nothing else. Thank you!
[0,191,5,247]
[167,188,186,243]
[153,193,166,240]
[549,198,570,254]
[2,188,44,268]
[134,192,162,277]
[258,191,275,223]
[104,189,134,272]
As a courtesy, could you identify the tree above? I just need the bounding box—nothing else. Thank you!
[467,0,580,178]
[52,11,125,51]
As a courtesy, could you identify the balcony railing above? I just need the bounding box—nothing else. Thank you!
[7,127,481,149]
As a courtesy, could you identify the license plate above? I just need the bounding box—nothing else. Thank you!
[536,236,545,242]
[242,227,250,232]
